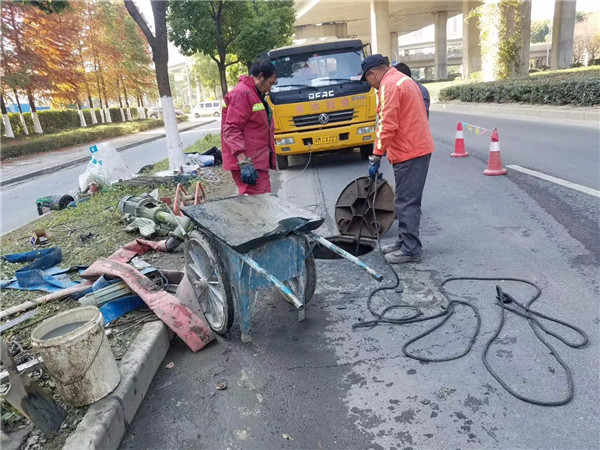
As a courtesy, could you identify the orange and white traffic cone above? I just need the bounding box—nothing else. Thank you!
[483,128,507,176]
[451,122,468,157]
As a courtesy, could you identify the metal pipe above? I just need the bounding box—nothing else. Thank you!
[235,252,304,311]
[309,233,384,282]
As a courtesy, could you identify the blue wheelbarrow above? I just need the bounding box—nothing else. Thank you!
[182,193,385,343]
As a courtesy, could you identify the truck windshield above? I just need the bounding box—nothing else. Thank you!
[271,49,363,92]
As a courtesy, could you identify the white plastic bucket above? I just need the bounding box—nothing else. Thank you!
[31,306,120,406]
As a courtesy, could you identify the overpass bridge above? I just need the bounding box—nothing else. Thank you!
[293,0,576,80]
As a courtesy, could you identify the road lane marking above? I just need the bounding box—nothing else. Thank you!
[507,164,600,198]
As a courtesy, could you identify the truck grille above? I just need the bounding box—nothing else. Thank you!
[292,109,355,127]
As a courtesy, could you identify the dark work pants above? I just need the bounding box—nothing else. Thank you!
[392,153,431,256]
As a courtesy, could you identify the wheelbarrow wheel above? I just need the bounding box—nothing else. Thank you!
[185,230,234,335]
[283,252,316,304]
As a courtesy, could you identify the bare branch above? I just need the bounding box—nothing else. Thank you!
[123,0,156,49]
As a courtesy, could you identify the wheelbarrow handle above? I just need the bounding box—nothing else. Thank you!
[309,233,384,282]
[236,252,305,311]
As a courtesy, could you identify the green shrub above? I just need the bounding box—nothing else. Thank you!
[439,67,600,106]
[1,116,188,160]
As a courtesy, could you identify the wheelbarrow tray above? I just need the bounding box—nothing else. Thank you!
[181,193,324,253]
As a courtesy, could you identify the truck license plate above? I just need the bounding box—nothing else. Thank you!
[314,135,339,145]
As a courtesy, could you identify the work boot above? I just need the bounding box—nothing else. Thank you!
[384,250,423,264]
[380,240,404,254]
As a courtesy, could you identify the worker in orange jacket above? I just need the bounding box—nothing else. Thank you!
[361,54,434,263]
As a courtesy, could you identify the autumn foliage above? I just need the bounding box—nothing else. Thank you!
[1,0,155,135]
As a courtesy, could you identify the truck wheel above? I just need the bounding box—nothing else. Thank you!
[360,144,373,160]
[277,155,289,169]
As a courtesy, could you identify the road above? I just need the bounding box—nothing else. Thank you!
[0,122,221,234]
[121,111,599,449]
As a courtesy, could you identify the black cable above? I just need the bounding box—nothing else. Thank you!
[352,174,588,406]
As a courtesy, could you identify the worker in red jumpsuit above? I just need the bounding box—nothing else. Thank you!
[221,60,278,195]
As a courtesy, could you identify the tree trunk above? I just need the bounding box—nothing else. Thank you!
[77,102,87,127]
[93,60,105,124]
[121,76,133,121]
[217,62,228,98]
[96,54,111,123]
[26,88,43,134]
[1,95,15,138]
[78,41,97,124]
[125,0,184,171]
[137,95,146,119]
[115,76,126,122]
[13,88,29,135]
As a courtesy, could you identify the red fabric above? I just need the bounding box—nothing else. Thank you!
[83,258,214,352]
[221,75,277,171]
[108,238,168,264]
[231,170,271,195]
[373,69,434,164]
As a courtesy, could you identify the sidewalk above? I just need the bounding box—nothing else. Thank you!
[0,119,216,188]
[431,101,600,123]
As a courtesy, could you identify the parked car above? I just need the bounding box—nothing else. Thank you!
[147,107,184,119]
[192,101,221,118]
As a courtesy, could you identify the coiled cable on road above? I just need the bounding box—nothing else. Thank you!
[352,175,588,406]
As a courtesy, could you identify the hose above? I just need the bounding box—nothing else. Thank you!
[352,174,588,406]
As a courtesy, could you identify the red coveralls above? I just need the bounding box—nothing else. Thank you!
[221,75,277,195]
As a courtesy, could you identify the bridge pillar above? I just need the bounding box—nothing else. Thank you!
[295,22,348,39]
[462,1,481,79]
[518,1,532,75]
[434,11,448,80]
[551,0,576,69]
[370,0,390,59]
[390,32,398,64]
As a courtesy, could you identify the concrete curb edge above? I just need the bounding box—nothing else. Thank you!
[1,120,215,188]
[63,321,171,450]
[431,102,600,122]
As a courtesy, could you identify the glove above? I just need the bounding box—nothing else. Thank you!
[368,155,381,179]
[238,157,259,186]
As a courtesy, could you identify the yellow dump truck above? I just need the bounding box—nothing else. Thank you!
[267,38,376,169]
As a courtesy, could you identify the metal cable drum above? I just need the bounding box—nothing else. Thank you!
[334,176,395,240]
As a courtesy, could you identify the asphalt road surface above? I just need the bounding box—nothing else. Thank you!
[0,122,221,234]
[121,111,599,449]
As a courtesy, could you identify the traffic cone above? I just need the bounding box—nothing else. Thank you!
[451,122,468,157]
[483,128,507,176]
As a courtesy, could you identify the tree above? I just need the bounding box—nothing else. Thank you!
[573,12,600,64]
[169,1,294,96]
[124,0,184,170]
[531,19,550,44]
[168,1,249,97]
[190,53,221,100]
[235,0,295,68]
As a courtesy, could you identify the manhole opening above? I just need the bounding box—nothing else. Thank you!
[313,236,376,259]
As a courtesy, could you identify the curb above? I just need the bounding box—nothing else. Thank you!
[63,321,171,450]
[0,120,216,188]
[431,102,600,123]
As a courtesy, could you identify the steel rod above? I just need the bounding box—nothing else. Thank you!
[310,233,383,282]
[236,252,304,311]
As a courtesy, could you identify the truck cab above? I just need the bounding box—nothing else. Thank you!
[267,38,376,169]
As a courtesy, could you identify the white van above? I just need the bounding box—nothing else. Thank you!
[192,101,221,118]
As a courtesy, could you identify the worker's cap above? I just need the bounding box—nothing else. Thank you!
[360,54,389,81]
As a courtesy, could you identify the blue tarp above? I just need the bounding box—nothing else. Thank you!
[1,247,85,293]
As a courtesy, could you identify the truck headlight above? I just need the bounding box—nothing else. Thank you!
[357,126,375,135]
[276,137,295,145]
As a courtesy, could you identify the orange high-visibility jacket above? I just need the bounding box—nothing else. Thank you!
[373,69,434,164]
